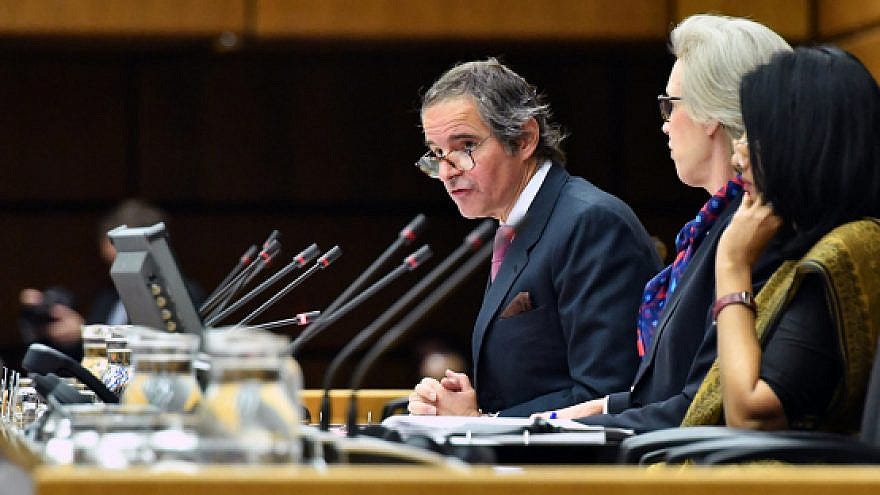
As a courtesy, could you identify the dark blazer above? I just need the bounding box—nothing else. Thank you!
[87,282,206,326]
[584,195,783,432]
[87,288,124,325]
[474,164,661,416]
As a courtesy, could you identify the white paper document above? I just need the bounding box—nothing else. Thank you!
[381,415,611,445]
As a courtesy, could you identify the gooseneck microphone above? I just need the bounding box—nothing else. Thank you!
[318,220,494,430]
[251,310,321,331]
[346,240,493,436]
[200,229,279,315]
[204,243,321,327]
[201,239,282,317]
[201,244,258,313]
[22,343,120,404]
[262,229,281,249]
[321,215,426,319]
[207,239,283,320]
[286,245,433,358]
[235,246,342,327]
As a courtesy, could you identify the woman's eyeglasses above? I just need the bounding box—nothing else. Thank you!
[657,95,682,122]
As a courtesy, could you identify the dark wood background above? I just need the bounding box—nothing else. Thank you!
[0,37,713,389]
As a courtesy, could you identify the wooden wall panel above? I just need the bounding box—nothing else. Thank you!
[255,0,669,40]
[0,57,128,200]
[129,43,681,387]
[837,26,880,82]
[674,0,813,41]
[0,0,829,43]
[818,0,880,38]
[135,52,443,204]
[134,46,672,207]
[0,36,698,389]
[0,0,244,36]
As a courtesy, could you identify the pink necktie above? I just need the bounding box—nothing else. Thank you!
[491,225,515,281]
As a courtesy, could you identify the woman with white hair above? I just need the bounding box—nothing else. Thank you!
[534,14,790,432]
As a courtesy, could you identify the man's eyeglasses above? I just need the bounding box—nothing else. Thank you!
[415,136,491,179]
[658,95,682,122]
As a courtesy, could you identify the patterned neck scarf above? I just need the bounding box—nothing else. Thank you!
[636,177,744,357]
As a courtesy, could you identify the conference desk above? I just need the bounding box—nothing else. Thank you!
[14,389,880,494]
[30,464,880,495]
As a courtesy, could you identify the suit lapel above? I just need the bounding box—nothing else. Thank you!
[631,196,740,384]
[472,165,569,386]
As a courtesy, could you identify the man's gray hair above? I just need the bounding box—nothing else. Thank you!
[421,58,566,164]
[671,14,791,141]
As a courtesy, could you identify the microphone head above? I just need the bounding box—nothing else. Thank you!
[404,245,432,270]
[32,373,91,404]
[465,219,496,249]
[262,229,281,249]
[240,244,259,265]
[318,245,342,268]
[296,310,321,325]
[22,343,119,403]
[399,214,427,244]
[294,243,321,267]
[22,343,72,375]
[260,239,282,264]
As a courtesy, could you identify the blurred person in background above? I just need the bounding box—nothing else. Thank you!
[18,199,202,361]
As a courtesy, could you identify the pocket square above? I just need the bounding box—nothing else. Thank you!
[500,291,533,319]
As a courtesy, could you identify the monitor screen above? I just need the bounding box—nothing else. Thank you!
[108,222,203,340]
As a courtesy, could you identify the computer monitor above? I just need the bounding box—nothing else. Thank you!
[108,222,203,340]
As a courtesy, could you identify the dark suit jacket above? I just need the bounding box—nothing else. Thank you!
[87,288,124,325]
[583,195,784,432]
[87,282,206,326]
[474,164,661,416]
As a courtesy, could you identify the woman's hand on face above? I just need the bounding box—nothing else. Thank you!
[718,191,782,268]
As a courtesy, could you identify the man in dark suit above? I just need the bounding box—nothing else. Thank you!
[531,14,790,432]
[407,58,660,417]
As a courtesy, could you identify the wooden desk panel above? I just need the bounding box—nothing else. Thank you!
[300,389,410,424]
[33,464,880,495]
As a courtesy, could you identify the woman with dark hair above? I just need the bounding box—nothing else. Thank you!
[683,46,880,432]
